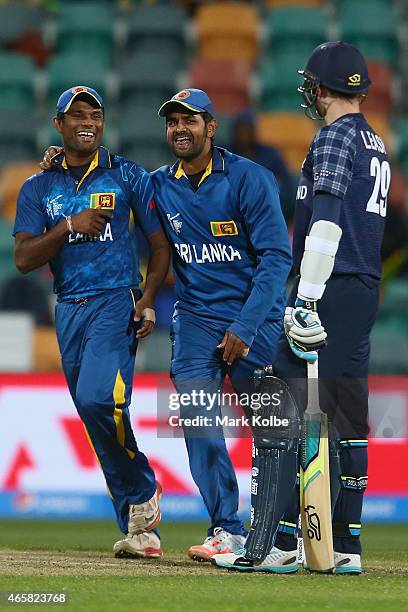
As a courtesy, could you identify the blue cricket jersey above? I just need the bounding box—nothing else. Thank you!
[293,113,390,281]
[152,147,292,346]
[14,147,161,300]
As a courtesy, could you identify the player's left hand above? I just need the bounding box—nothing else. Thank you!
[40,146,63,170]
[134,297,156,339]
[284,299,326,362]
[217,331,250,365]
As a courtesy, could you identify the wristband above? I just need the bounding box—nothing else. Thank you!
[66,215,74,234]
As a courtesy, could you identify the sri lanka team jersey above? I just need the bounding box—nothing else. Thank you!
[152,147,292,346]
[293,113,390,281]
[14,147,161,300]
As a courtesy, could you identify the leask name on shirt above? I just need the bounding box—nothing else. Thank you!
[360,131,386,154]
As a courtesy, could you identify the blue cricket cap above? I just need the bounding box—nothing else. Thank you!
[56,85,104,114]
[158,88,216,118]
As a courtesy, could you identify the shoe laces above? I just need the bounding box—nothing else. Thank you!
[210,527,231,546]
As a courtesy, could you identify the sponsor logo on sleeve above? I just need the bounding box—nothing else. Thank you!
[167,212,182,234]
[210,221,238,237]
[90,193,115,210]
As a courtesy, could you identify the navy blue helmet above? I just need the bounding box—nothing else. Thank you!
[298,41,371,119]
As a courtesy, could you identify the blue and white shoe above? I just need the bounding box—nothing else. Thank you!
[212,546,299,573]
[334,551,362,574]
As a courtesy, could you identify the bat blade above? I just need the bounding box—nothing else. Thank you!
[300,360,334,573]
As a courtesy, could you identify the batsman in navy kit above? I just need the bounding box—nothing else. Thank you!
[13,86,170,559]
[215,42,390,573]
[152,89,294,561]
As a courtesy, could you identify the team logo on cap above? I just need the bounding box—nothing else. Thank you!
[348,74,361,86]
[210,220,238,237]
[90,193,115,210]
[174,90,191,100]
[71,86,88,94]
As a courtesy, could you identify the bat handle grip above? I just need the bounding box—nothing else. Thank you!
[307,359,319,380]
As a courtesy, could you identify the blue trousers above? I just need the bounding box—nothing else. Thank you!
[170,309,282,537]
[275,275,379,554]
[55,287,157,534]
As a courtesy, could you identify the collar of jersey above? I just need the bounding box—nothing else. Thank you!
[169,146,225,183]
[330,112,364,127]
[53,146,112,171]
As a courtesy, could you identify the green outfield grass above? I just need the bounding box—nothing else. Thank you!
[0,521,407,611]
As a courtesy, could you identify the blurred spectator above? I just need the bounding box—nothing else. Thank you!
[228,110,295,217]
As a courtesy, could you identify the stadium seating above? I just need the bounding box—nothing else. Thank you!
[0,313,34,372]
[0,111,38,167]
[119,51,179,110]
[56,2,115,62]
[195,2,259,63]
[0,3,46,47]
[189,59,251,116]
[0,52,36,112]
[364,112,391,151]
[0,0,404,375]
[399,119,408,178]
[126,4,187,57]
[265,6,328,61]
[338,0,399,65]
[213,115,234,149]
[0,162,39,223]
[363,61,393,115]
[266,0,324,6]
[46,53,109,104]
[370,318,408,374]
[388,168,408,210]
[380,279,408,317]
[259,56,304,112]
[0,217,15,285]
[119,106,169,171]
[256,112,317,173]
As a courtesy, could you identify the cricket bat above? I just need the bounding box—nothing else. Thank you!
[299,359,334,573]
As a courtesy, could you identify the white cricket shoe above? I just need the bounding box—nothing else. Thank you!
[128,482,162,535]
[212,546,299,573]
[334,551,362,574]
[188,527,246,562]
[113,531,163,559]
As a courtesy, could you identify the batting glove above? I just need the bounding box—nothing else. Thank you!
[284,299,327,361]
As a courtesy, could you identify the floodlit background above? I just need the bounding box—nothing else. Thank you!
[0,0,407,524]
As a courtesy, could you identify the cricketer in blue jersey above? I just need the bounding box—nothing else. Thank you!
[14,86,170,559]
[152,89,293,561]
[214,42,390,574]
